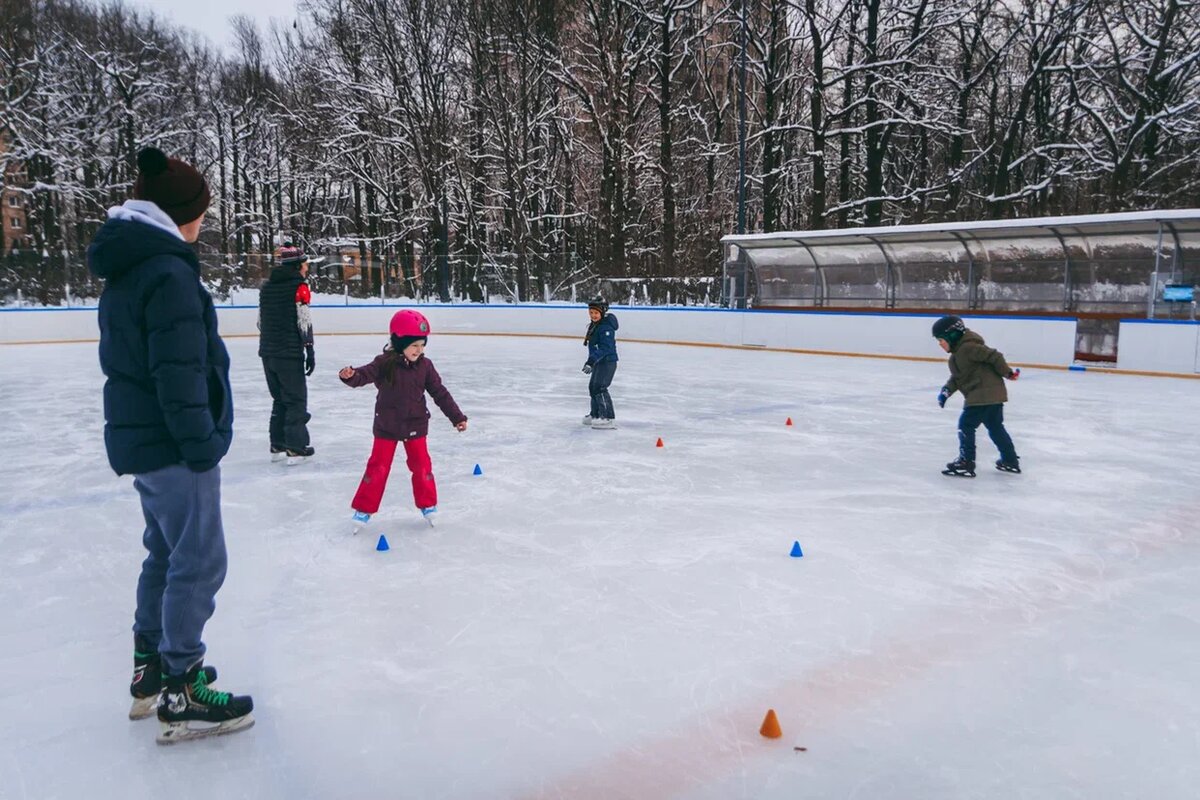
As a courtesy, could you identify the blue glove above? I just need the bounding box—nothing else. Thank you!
[937,387,950,408]
[1007,367,1020,381]
[582,363,593,375]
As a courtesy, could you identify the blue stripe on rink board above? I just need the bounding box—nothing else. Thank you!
[1069,365,1088,371]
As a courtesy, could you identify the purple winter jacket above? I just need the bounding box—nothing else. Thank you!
[341,351,467,441]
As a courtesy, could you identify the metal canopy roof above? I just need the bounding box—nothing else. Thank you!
[721,209,1200,251]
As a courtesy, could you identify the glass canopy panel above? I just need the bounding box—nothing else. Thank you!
[810,243,888,307]
[883,239,973,306]
[743,246,818,306]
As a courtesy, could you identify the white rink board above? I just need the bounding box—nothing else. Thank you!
[1117,320,1200,374]
[1,304,1197,376]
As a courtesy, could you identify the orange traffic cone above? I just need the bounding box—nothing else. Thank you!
[785,417,793,426]
[760,709,782,739]
[656,437,664,448]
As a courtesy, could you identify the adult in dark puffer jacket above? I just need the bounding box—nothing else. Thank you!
[88,147,253,739]
[258,244,315,462]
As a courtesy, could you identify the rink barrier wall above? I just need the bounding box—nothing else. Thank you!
[2,304,1198,378]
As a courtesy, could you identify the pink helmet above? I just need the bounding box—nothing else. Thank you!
[389,309,430,339]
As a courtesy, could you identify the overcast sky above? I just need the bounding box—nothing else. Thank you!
[132,0,301,54]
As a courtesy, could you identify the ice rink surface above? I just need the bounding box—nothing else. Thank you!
[1,333,1198,800]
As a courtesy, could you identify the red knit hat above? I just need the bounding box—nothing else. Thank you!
[133,147,211,225]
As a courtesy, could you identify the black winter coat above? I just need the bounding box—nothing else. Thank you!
[87,219,233,475]
[258,265,313,359]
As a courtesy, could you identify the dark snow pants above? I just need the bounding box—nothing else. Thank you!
[958,403,1018,463]
[589,360,617,420]
[262,356,311,450]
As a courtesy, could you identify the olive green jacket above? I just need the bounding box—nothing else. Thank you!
[943,330,1013,406]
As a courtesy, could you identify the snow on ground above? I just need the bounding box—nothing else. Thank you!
[1,334,1198,800]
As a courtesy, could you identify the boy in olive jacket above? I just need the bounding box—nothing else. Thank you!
[932,316,1021,477]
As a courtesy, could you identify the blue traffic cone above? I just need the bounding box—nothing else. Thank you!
[789,541,803,558]
[376,534,390,552]
[473,464,483,476]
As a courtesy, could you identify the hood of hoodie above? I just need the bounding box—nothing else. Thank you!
[601,312,619,331]
[87,202,200,281]
[949,329,982,353]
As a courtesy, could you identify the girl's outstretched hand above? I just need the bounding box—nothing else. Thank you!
[339,366,355,380]
[455,421,468,432]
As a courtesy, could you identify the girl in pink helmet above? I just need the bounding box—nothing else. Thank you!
[339,310,467,527]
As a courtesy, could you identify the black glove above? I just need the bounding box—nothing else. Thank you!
[937,387,950,408]
[305,345,316,377]
[582,362,593,375]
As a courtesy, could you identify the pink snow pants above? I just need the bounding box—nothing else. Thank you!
[351,436,437,513]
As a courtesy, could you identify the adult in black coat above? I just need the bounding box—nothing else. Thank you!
[258,245,315,461]
[88,147,253,737]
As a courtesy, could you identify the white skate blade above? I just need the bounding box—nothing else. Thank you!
[129,695,157,720]
[270,452,286,463]
[156,713,255,745]
[285,455,311,467]
[590,419,617,430]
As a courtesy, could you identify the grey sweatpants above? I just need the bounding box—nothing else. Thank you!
[131,463,228,675]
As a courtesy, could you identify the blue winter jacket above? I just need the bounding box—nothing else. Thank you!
[585,313,620,364]
[87,214,233,475]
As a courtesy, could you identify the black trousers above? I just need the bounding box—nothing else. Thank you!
[262,357,310,450]
[958,403,1017,463]
[589,360,617,420]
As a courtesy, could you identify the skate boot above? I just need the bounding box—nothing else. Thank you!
[995,459,1022,474]
[157,663,254,745]
[942,457,976,478]
[270,444,287,463]
[130,637,217,720]
[351,510,371,534]
[286,445,315,466]
[590,418,617,430]
[421,506,438,527]
[582,415,594,426]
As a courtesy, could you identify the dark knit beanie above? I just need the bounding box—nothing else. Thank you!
[278,245,307,266]
[133,147,211,225]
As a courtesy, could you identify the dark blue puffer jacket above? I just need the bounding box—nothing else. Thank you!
[87,218,233,475]
[585,312,619,364]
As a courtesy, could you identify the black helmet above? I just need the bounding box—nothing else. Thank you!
[932,315,966,341]
[587,297,609,314]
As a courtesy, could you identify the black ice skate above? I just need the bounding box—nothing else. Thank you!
[156,663,254,745]
[941,457,976,478]
[285,445,315,466]
[129,637,217,720]
[270,444,287,463]
[995,459,1022,474]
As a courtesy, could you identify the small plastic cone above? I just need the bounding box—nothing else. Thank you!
[473,464,483,475]
[376,534,390,552]
[656,437,664,448]
[785,417,793,426]
[760,709,782,739]
[790,541,803,558]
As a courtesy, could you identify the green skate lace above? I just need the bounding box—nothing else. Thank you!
[191,669,231,706]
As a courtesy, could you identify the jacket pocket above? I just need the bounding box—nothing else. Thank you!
[208,366,233,430]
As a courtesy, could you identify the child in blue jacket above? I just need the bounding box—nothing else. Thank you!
[582,298,619,429]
